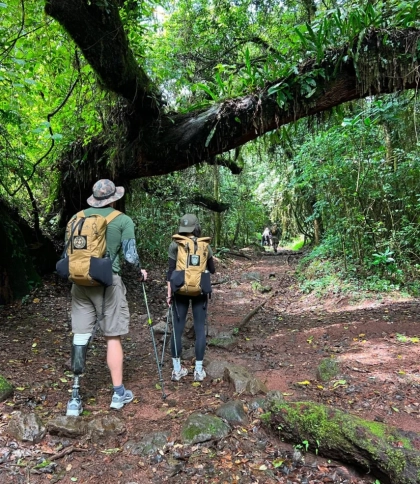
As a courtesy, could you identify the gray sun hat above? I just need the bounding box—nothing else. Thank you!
[87,179,125,207]
[179,214,198,233]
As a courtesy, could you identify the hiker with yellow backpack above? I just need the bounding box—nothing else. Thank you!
[166,214,216,382]
[56,179,147,416]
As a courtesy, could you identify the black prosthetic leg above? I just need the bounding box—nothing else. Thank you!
[66,342,89,416]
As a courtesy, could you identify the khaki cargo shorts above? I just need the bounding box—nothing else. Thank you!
[71,275,130,336]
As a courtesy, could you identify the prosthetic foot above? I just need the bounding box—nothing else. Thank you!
[66,334,91,417]
[66,374,83,417]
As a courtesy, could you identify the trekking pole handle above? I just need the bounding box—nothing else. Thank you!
[137,262,150,322]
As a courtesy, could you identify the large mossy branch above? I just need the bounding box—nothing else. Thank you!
[150,30,420,174]
[206,155,243,175]
[61,27,420,178]
[44,2,420,211]
[137,181,230,212]
[262,399,420,484]
[189,194,230,212]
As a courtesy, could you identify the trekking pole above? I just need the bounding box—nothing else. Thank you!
[160,306,171,367]
[171,301,179,360]
[204,313,208,337]
[205,297,209,337]
[141,281,167,400]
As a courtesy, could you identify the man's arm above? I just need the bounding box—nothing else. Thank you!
[122,239,147,280]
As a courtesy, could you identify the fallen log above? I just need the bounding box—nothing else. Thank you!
[237,301,267,330]
[262,250,303,256]
[226,251,252,260]
[261,397,420,484]
[211,278,229,286]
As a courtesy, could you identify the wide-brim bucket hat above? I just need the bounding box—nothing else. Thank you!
[87,179,125,207]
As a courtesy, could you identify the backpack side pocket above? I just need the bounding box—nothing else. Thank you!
[56,257,70,280]
[200,271,212,295]
[170,270,185,293]
[89,257,114,287]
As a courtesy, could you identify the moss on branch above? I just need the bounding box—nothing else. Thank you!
[262,399,420,484]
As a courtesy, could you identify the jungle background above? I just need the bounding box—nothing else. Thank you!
[2,0,420,483]
[2,0,420,302]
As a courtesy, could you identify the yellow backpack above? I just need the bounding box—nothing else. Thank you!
[170,235,212,296]
[56,210,121,287]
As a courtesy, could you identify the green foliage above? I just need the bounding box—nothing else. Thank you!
[288,237,305,251]
[298,260,344,297]
[127,161,269,260]
[126,183,181,265]
[149,0,304,107]
[2,0,420,303]
[0,374,13,393]
[396,333,420,344]
[149,0,420,113]
[270,91,420,295]
[294,439,309,452]
[0,0,115,229]
[316,358,340,382]
[214,247,230,258]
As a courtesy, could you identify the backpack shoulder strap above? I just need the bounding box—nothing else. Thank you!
[197,237,211,243]
[62,211,85,257]
[172,234,190,244]
[104,210,122,224]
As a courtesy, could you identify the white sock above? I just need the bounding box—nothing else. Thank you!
[73,333,92,345]
[195,360,203,372]
[172,358,181,372]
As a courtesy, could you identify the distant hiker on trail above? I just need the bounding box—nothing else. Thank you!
[262,226,271,246]
[58,179,147,417]
[270,224,281,253]
[166,214,216,382]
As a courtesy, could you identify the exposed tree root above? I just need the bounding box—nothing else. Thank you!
[238,301,267,330]
[49,446,88,461]
[225,251,252,259]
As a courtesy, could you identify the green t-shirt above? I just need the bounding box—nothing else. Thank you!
[72,207,136,274]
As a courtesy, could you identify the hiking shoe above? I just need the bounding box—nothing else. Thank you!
[171,367,188,381]
[66,397,83,417]
[194,369,207,382]
[110,389,134,410]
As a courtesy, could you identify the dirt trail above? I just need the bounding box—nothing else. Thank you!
[208,251,420,430]
[1,248,420,483]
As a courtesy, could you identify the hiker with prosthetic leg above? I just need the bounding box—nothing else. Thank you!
[166,214,215,382]
[58,179,147,417]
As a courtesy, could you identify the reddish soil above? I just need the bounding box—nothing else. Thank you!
[1,247,420,483]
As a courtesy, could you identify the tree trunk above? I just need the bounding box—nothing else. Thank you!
[0,199,56,304]
[213,164,221,249]
[313,218,321,245]
[44,0,160,117]
[383,122,395,172]
[0,200,41,304]
[262,397,420,484]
